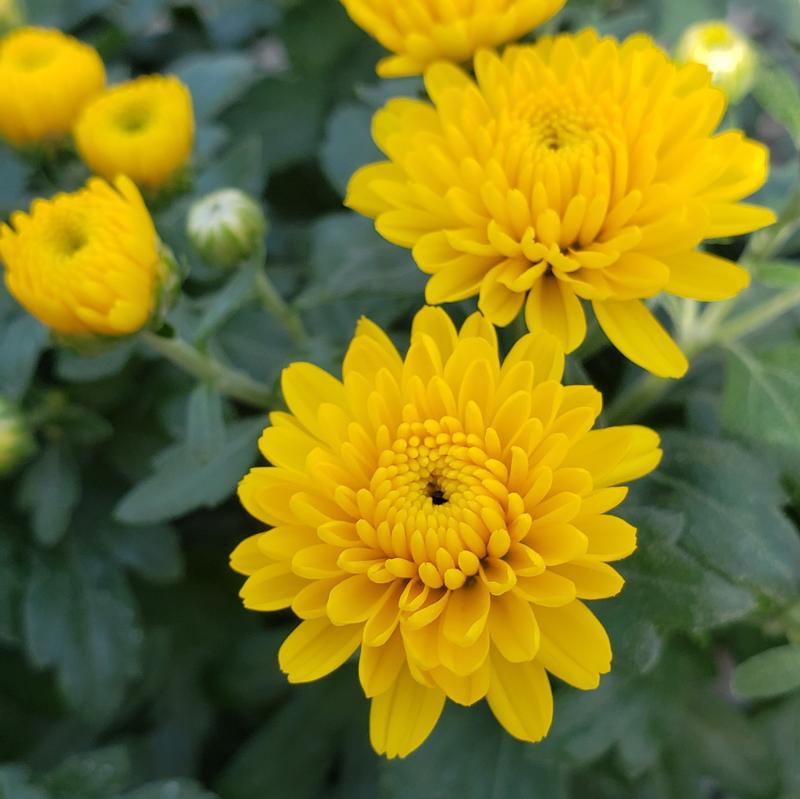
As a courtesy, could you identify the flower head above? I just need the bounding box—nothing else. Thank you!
[187,189,267,270]
[340,0,565,77]
[0,397,34,476]
[0,176,171,338]
[232,306,661,758]
[677,20,756,103]
[0,27,105,146]
[346,30,775,377]
[74,75,194,191]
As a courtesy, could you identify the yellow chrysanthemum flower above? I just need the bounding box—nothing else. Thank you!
[340,0,565,77]
[346,30,776,377]
[0,27,105,146]
[232,306,661,758]
[0,176,167,337]
[74,75,194,190]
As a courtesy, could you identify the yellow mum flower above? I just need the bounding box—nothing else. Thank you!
[232,306,661,758]
[74,75,194,191]
[340,0,565,77]
[0,27,105,146]
[346,30,776,377]
[0,176,166,337]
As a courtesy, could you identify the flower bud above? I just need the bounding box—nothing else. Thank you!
[187,189,268,270]
[0,397,34,476]
[676,20,757,103]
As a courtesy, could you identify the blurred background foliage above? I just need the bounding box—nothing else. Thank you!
[1,0,800,797]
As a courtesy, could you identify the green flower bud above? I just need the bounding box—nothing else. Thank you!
[187,189,268,270]
[0,397,34,477]
[676,20,757,104]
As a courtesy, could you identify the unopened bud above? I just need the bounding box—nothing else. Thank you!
[676,20,757,104]
[0,397,34,476]
[187,189,267,270]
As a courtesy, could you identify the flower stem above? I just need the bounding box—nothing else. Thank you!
[605,283,800,424]
[141,330,274,409]
[252,269,309,348]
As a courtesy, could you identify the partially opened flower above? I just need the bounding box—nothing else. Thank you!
[0,27,105,146]
[0,176,173,338]
[346,30,775,377]
[340,0,565,77]
[75,75,194,191]
[232,306,661,758]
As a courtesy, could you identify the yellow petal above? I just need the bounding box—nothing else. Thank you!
[525,275,587,353]
[551,561,625,599]
[535,601,611,689]
[526,523,588,565]
[230,533,271,576]
[344,162,404,217]
[441,581,491,645]
[411,305,459,362]
[565,425,661,486]
[359,628,406,698]
[515,570,577,607]
[593,298,688,378]
[486,651,553,743]
[369,664,446,758]
[705,202,776,238]
[489,591,540,662]
[430,658,491,706]
[281,362,347,437]
[240,562,308,611]
[579,514,638,561]
[278,617,362,683]
[327,575,394,625]
[663,250,750,301]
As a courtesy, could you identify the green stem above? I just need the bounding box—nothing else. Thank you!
[141,331,274,409]
[252,269,309,348]
[605,283,800,424]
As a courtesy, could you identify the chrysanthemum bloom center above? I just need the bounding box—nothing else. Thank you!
[9,40,56,71]
[45,212,89,259]
[115,101,153,134]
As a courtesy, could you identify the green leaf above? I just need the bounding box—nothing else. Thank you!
[0,534,21,644]
[0,766,47,799]
[618,508,756,633]
[122,780,219,799]
[114,417,263,524]
[216,673,359,799]
[18,443,82,547]
[757,693,800,798]
[103,521,184,584]
[722,344,800,451]
[732,645,800,699]
[41,746,131,799]
[319,103,380,195]
[186,385,227,464]
[56,342,136,383]
[750,259,800,289]
[381,704,568,799]
[172,53,257,122]
[0,314,49,402]
[754,55,800,147]
[23,545,143,723]
[0,145,30,216]
[640,431,800,602]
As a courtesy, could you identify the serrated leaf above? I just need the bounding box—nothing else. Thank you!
[18,443,82,546]
[172,53,257,122]
[722,344,800,451]
[381,703,568,799]
[114,417,263,524]
[42,746,130,799]
[186,385,227,464]
[104,522,184,584]
[23,545,143,723]
[640,431,800,601]
[732,645,800,699]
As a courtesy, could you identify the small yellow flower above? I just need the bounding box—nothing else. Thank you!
[676,20,756,104]
[232,306,660,758]
[341,0,565,77]
[0,176,167,338]
[0,27,105,146]
[347,30,776,377]
[74,75,194,191]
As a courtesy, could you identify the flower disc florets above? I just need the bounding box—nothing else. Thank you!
[340,0,565,77]
[347,30,776,377]
[232,306,661,758]
[0,176,171,338]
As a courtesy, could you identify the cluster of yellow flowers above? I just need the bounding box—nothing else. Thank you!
[0,25,195,338]
[0,1,774,761]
